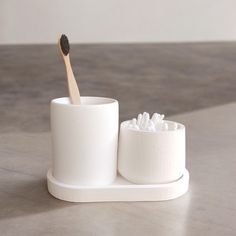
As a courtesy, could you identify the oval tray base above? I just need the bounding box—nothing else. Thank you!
[47,169,189,202]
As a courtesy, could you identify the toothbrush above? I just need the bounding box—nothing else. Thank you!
[59,34,81,104]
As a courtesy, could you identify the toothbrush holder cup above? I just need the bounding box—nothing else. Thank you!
[50,97,119,186]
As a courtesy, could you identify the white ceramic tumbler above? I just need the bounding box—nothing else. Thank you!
[51,97,119,186]
[118,120,185,184]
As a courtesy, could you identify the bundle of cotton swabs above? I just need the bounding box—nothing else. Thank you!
[125,112,177,132]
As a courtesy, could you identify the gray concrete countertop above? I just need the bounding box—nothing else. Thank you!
[1,42,236,133]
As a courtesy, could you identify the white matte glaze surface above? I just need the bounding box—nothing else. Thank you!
[47,168,189,202]
[50,97,119,186]
[118,121,186,184]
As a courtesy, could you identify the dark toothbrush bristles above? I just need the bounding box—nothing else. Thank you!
[60,34,70,56]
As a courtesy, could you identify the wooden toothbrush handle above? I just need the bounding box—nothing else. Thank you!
[64,56,81,104]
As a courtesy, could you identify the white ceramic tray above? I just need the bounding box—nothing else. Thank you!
[47,169,189,202]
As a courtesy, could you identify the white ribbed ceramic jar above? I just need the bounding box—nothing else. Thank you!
[51,97,118,186]
[118,120,185,184]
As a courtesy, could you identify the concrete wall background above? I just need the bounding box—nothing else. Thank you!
[0,0,236,44]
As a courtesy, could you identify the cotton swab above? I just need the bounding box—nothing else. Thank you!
[125,112,178,132]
